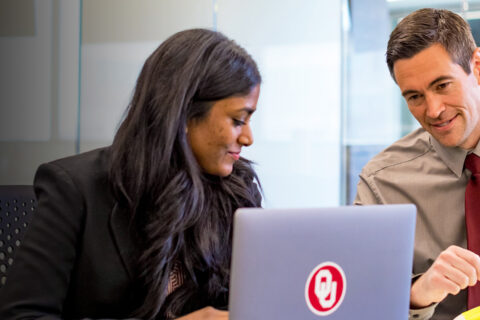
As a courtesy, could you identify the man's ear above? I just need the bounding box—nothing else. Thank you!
[471,47,480,84]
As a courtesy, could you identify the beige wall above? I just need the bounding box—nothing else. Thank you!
[82,0,213,43]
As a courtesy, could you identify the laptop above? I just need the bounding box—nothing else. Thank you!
[229,204,416,319]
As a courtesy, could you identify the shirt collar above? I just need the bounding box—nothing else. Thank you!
[473,142,480,162]
[430,135,470,178]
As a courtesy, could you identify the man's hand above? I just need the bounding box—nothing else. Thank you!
[411,245,480,308]
[176,307,228,320]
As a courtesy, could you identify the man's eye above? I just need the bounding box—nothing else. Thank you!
[437,82,450,90]
[405,94,425,106]
[408,94,420,102]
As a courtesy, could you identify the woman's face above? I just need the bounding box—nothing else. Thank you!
[187,85,260,177]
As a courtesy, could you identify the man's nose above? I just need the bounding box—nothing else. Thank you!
[425,94,445,119]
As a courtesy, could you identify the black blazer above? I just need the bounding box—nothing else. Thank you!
[0,148,145,319]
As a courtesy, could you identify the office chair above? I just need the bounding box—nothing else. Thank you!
[0,185,36,289]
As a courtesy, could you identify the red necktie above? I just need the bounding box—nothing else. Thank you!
[465,153,480,309]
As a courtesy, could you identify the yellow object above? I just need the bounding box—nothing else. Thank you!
[462,306,480,320]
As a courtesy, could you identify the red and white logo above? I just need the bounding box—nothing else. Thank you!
[305,262,346,316]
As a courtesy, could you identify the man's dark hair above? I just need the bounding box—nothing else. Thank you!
[387,8,476,81]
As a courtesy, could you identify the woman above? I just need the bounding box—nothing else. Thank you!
[0,29,262,319]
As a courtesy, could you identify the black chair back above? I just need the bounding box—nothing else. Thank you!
[0,185,36,288]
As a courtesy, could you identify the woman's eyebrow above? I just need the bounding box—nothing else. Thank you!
[236,107,256,115]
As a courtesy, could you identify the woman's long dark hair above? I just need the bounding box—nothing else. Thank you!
[109,29,262,319]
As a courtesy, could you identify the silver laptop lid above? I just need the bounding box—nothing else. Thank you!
[229,204,416,319]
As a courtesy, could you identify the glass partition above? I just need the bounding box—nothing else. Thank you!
[78,0,343,208]
[79,0,214,152]
[217,0,342,207]
[0,0,80,184]
[6,0,479,206]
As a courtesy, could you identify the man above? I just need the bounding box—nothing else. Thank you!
[355,8,480,320]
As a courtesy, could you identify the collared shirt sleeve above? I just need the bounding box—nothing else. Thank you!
[409,303,437,320]
[354,173,382,205]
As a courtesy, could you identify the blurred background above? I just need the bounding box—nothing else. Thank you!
[1,0,479,207]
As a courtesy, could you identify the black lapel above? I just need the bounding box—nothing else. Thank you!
[109,203,138,280]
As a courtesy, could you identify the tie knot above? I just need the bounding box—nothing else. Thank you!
[465,153,480,175]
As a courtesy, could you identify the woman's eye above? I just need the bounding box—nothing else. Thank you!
[233,119,246,126]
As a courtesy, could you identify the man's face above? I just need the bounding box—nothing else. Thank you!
[394,44,480,149]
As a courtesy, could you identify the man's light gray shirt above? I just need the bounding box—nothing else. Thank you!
[355,127,480,320]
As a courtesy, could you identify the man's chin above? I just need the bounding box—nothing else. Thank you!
[432,134,461,148]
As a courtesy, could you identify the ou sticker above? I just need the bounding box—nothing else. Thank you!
[305,262,346,316]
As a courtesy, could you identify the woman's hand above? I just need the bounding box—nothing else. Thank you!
[176,306,228,320]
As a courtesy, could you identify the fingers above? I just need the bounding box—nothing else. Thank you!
[436,246,478,288]
[428,260,464,293]
[449,245,480,281]
[410,245,480,308]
